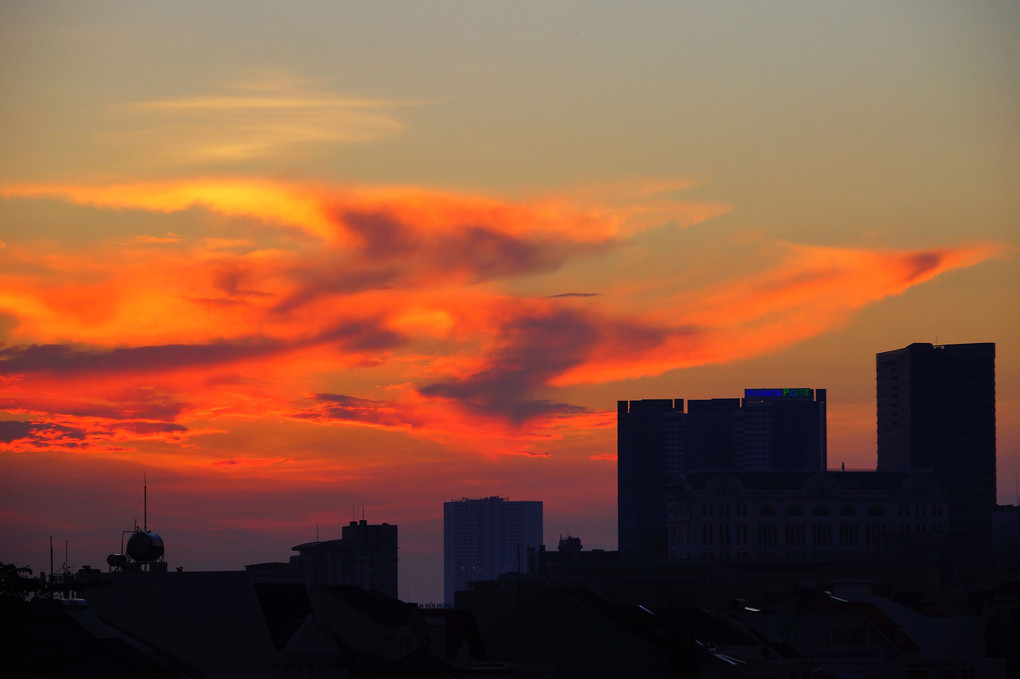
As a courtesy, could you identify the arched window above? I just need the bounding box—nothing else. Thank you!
[813,505,830,517]
[866,505,884,517]
[758,505,776,517]
[840,506,856,517]
[786,505,804,517]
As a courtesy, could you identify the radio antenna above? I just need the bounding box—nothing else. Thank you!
[143,474,148,532]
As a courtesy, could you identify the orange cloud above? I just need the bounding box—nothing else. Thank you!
[2,180,342,241]
[0,178,1002,465]
[552,243,1001,386]
[210,457,290,468]
[1,178,726,246]
[124,233,181,244]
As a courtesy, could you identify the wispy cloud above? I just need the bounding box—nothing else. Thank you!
[124,233,181,245]
[116,75,420,166]
[552,243,1002,386]
[291,393,424,429]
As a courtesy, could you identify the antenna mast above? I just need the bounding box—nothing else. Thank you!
[143,474,148,532]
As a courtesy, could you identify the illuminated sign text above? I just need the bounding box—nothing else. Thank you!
[744,388,814,399]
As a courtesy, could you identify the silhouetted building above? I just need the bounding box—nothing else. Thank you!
[742,388,827,471]
[557,535,582,553]
[992,505,1020,570]
[877,342,996,559]
[617,399,685,560]
[618,390,826,559]
[291,520,398,597]
[443,496,542,605]
[683,397,743,472]
[667,471,947,562]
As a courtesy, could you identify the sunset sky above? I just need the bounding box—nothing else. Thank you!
[1,2,1018,603]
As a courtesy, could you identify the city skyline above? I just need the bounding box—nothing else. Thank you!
[1,2,1018,604]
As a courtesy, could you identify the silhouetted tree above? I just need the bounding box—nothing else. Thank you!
[0,562,46,601]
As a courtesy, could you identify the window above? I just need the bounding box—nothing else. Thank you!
[785,524,806,549]
[757,523,778,549]
[838,524,859,547]
[702,524,714,546]
[869,519,885,546]
[812,523,833,547]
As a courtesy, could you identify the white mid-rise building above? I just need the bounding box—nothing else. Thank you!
[443,496,543,605]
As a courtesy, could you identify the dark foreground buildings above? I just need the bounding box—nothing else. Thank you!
[75,569,445,679]
[877,342,997,560]
[9,342,1008,678]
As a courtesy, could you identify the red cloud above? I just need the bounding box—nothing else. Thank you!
[0,178,1002,462]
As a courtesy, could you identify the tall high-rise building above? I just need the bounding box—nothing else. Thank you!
[684,398,743,472]
[742,388,827,471]
[618,389,826,559]
[617,399,685,560]
[877,342,996,557]
[443,496,543,605]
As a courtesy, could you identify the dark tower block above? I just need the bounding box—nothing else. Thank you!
[684,398,743,472]
[341,520,398,598]
[877,343,996,560]
[740,388,827,472]
[617,390,827,560]
[617,399,684,560]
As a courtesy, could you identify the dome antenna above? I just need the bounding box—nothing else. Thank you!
[107,474,166,573]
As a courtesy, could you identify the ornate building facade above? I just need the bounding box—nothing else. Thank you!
[667,471,946,562]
